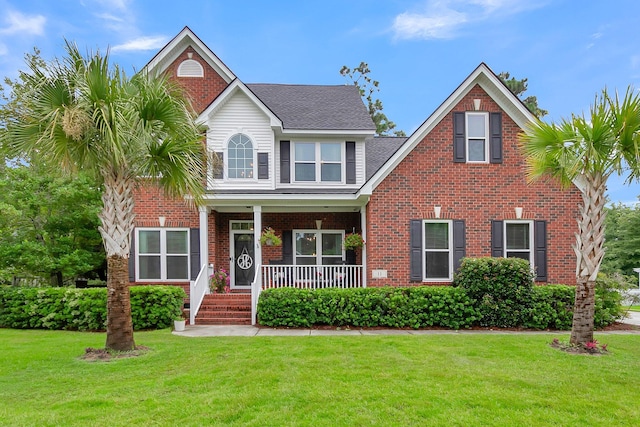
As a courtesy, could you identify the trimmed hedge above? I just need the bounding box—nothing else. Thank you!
[0,285,185,331]
[258,287,478,329]
[454,257,535,327]
[257,284,623,330]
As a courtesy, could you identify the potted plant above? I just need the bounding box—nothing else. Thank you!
[260,226,282,246]
[210,268,230,293]
[343,232,364,265]
[174,312,186,332]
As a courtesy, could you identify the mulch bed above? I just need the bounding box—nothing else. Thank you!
[80,345,151,362]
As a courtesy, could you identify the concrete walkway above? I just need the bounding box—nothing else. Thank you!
[173,311,640,337]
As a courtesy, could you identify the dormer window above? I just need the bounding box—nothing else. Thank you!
[177,59,204,77]
[293,142,342,182]
[227,133,254,179]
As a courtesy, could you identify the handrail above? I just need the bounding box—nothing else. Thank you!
[251,263,262,326]
[190,264,209,325]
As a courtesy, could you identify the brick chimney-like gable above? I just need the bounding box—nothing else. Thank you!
[165,46,229,114]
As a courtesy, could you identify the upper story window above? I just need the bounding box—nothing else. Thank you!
[423,220,453,281]
[137,228,189,281]
[177,59,204,77]
[504,220,534,266]
[465,112,489,162]
[294,142,342,182]
[228,133,254,179]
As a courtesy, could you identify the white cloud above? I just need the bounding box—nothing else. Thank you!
[0,10,46,35]
[111,36,168,52]
[392,0,544,40]
[0,43,7,56]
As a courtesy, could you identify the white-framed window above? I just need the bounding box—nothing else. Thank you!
[136,228,189,281]
[294,230,344,265]
[293,142,343,183]
[504,220,534,266]
[227,133,254,179]
[423,220,453,281]
[466,112,489,163]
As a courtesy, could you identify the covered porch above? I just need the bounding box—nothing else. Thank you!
[190,194,369,325]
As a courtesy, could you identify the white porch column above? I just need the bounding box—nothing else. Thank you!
[199,206,209,287]
[361,204,367,288]
[252,206,263,326]
[253,205,263,268]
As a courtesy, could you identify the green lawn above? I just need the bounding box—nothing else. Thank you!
[626,305,640,312]
[1,329,639,426]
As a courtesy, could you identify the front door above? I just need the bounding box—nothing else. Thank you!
[231,231,255,289]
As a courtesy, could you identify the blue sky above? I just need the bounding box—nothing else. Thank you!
[1,0,639,204]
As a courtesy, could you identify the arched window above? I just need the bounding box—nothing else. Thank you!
[177,59,204,77]
[228,134,254,179]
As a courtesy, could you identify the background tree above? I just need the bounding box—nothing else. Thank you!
[340,62,406,136]
[520,88,640,346]
[601,202,640,277]
[2,42,206,351]
[499,72,548,118]
[0,165,104,285]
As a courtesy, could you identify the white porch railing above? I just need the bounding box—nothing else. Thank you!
[189,264,210,325]
[261,265,364,289]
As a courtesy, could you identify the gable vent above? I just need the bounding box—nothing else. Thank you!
[177,59,204,77]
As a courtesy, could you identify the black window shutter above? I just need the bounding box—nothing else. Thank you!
[534,220,548,282]
[491,220,504,258]
[258,152,269,179]
[190,228,201,280]
[280,141,290,183]
[282,230,293,264]
[128,231,136,282]
[453,220,466,271]
[410,220,423,281]
[214,152,223,179]
[346,141,356,184]
[453,112,466,163]
[489,112,503,164]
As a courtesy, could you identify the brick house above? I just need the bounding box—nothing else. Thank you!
[130,27,580,324]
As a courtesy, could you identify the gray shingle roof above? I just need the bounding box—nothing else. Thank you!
[365,136,408,181]
[247,84,375,131]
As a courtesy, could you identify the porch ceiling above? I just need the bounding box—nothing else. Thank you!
[207,196,367,213]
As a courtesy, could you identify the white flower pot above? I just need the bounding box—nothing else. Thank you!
[174,320,186,332]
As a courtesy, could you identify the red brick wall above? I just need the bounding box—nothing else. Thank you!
[164,46,229,114]
[366,85,581,286]
[133,184,199,228]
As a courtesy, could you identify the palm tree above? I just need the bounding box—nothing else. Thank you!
[520,88,640,345]
[3,41,205,351]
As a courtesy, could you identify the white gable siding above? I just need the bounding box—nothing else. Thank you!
[207,91,275,190]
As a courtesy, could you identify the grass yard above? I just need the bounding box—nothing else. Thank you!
[1,329,639,426]
[626,305,640,312]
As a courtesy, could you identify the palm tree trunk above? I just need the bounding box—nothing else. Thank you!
[105,254,135,351]
[570,172,606,345]
[570,276,596,344]
[99,170,136,351]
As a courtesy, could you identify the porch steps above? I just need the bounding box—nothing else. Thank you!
[194,293,252,325]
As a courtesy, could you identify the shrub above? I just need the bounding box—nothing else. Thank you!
[454,257,535,327]
[594,273,626,327]
[257,287,478,329]
[0,285,185,331]
[524,285,575,330]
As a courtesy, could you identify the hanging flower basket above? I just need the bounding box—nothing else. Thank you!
[260,227,282,246]
[343,232,364,250]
